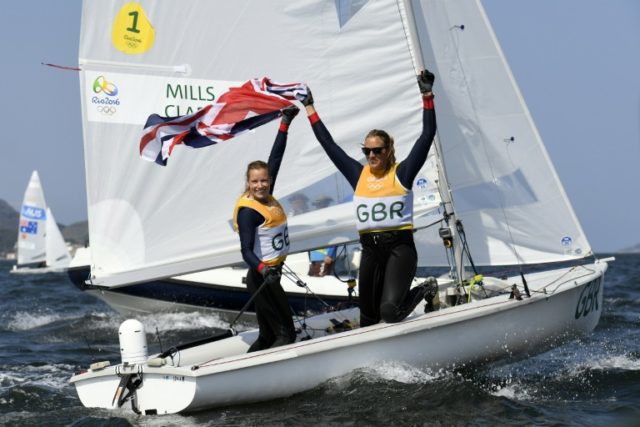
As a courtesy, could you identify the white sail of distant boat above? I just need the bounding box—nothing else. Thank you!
[45,208,72,269]
[71,0,610,414]
[12,170,71,273]
[15,170,47,268]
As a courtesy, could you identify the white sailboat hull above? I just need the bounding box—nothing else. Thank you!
[71,262,606,414]
[68,249,366,316]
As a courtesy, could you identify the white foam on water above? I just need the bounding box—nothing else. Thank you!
[87,310,229,333]
[137,414,209,427]
[488,381,533,400]
[0,373,27,389]
[138,311,229,332]
[21,363,77,389]
[6,312,65,331]
[361,360,442,384]
[572,354,640,373]
[326,360,444,391]
[0,363,76,391]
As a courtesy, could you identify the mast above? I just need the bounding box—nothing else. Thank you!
[399,0,469,284]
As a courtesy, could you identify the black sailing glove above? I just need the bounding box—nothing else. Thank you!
[262,265,282,286]
[281,105,300,125]
[417,69,435,94]
[300,87,314,106]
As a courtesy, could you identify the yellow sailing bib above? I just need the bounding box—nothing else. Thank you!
[353,163,413,233]
[233,195,289,265]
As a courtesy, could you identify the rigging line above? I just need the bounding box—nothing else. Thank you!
[281,264,333,309]
[41,62,81,71]
[289,305,313,341]
[540,265,597,295]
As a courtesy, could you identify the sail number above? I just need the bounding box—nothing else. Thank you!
[574,278,601,319]
[127,11,140,33]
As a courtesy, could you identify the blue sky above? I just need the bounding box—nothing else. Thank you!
[1,0,638,252]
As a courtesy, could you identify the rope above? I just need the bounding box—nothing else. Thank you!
[41,62,81,71]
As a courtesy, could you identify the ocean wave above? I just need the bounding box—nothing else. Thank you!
[0,363,76,391]
[6,312,68,331]
[572,354,640,372]
[360,360,443,384]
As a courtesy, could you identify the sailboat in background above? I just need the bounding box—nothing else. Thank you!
[11,171,71,274]
[45,207,73,270]
[70,0,610,414]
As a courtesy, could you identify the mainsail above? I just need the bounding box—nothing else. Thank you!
[78,0,589,288]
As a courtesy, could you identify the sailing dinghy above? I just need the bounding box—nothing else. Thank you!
[11,170,71,274]
[70,0,610,414]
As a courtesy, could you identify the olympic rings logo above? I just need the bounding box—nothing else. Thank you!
[366,176,384,191]
[97,106,117,115]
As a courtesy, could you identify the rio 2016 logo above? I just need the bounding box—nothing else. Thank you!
[574,278,601,319]
[93,76,119,96]
[92,75,120,114]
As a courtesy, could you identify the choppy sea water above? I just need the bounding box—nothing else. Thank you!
[0,255,639,426]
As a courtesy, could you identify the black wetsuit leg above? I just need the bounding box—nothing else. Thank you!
[246,269,276,352]
[262,275,296,348]
[360,231,419,325]
[245,268,295,352]
[379,236,418,323]
[358,240,385,327]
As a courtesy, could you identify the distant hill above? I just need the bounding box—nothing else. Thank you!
[61,221,89,246]
[0,198,89,254]
[0,199,19,254]
[619,243,640,253]
[0,198,19,228]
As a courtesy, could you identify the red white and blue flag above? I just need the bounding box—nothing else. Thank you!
[139,77,308,166]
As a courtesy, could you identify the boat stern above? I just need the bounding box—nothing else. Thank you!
[70,365,198,415]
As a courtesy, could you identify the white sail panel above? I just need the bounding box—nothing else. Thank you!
[16,171,47,267]
[45,208,72,269]
[411,0,591,265]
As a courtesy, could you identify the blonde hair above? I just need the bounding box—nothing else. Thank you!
[243,160,270,195]
[365,129,395,173]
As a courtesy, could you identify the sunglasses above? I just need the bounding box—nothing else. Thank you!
[361,146,387,156]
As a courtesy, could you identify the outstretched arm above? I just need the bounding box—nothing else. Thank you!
[397,70,437,187]
[304,102,363,190]
[268,105,299,192]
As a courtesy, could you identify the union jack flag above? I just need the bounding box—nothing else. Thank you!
[140,77,308,166]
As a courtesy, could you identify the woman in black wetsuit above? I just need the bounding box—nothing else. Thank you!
[232,106,299,352]
[301,71,437,327]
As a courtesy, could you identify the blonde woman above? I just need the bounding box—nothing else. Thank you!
[302,71,437,327]
[232,106,298,352]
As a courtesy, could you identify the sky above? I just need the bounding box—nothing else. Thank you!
[0,0,638,253]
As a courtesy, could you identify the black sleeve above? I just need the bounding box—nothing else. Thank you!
[396,106,437,188]
[267,129,288,192]
[311,119,363,189]
[237,207,265,271]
